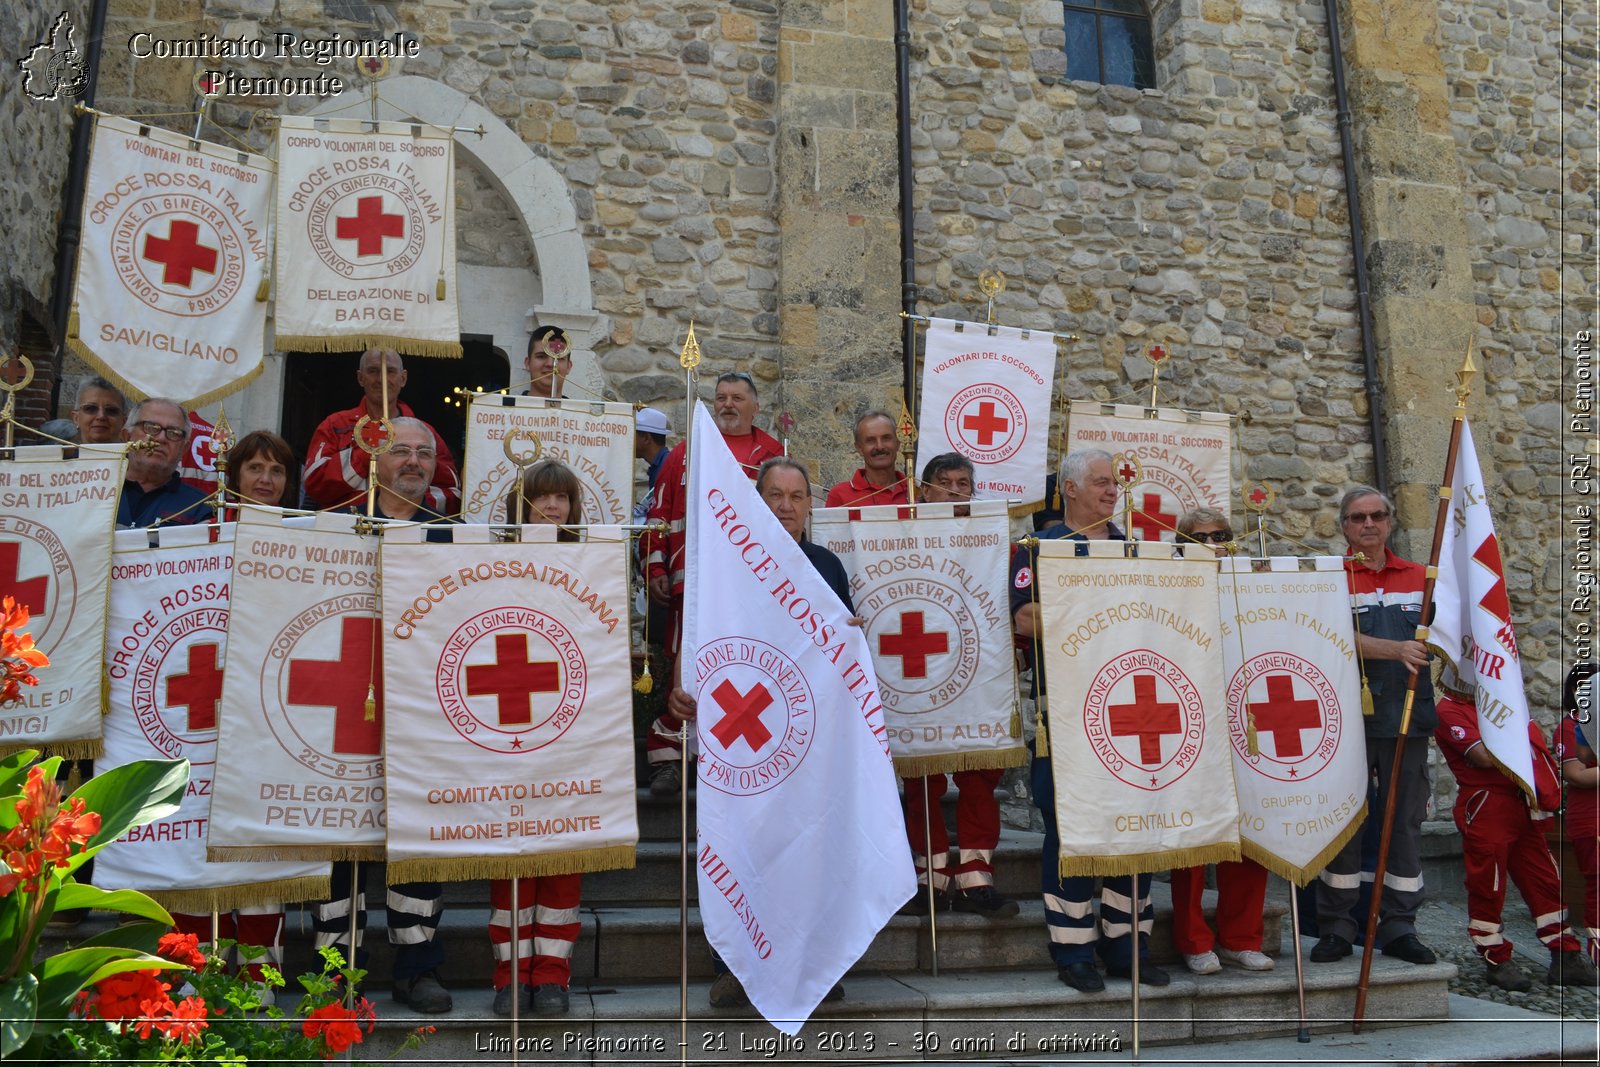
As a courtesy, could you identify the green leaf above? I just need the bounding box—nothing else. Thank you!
[0,750,38,796]
[0,973,37,1057]
[71,920,170,955]
[57,759,188,876]
[51,883,172,925]
[33,946,184,1026]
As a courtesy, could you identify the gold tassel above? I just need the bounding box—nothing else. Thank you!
[1360,676,1375,717]
[633,659,654,694]
[1246,711,1260,757]
[1035,700,1049,758]
[436,275,446,301]
[364,683,376,722]
[67,306,79,338]
[1009,705,1021,738]
[255,274,269,301]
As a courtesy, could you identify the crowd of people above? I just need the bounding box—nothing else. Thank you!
[24,340,1600,1017]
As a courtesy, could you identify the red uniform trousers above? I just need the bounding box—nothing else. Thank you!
[1169,860,1269,954]
[489,875,582,989]
[1573,825,1600,962]
[171,908,285,980]
[1455,787,1579,964]
[903,769,1003,891]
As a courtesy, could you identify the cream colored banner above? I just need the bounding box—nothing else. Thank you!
[1065,402,1232,541]
[1218,556,1368,885]
[379,524,637,882]
[1037,539,1238,875]
[0,445,125,757]
[459,395,636,524]
[209,507,387,861]
[812,501,1023,776]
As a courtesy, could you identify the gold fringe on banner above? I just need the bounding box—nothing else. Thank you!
[1058,838,1242,880]
[67,306,80,338]
[65,335,267,408]
[386,844,637,885]
[147,875,333,915]
[207,845,384,863]
[1240,799,1368,889]
[272,333,463,360]
[893,745,1028,779]
[4,738,104,762]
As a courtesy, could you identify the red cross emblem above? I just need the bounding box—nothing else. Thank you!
[198,72,222,94]
[1248,674,1321,759]
[1131,491,1176,541]
[0,542,49,617]
[465,633,561,726]
[709,679,774,752]
[287,617,383,755]
[879,610,950,679]
[166,642,225,732]
[143,219,219,288]
[1118,461,1138,483]
[1108,673,1182,765]
[335,195,405,257]
[961,400,1009,447]
[1249,485,1268,506]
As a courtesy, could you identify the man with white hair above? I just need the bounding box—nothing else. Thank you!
[117,398,213,527]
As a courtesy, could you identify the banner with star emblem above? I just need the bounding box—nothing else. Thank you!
[93,524,329,910]
[1427,420,1537,798]
[69,115,272,407]
[0,444,125,758]
[1037,539,1238,875]
[377,523,637,882]
[1065,402,1233,541]
[273,115,461,358]
[915,318,1057,511]
[460,395,637,524]
[208,507,387,861]
[812,501,1024,776]
[1217,555,1369,884]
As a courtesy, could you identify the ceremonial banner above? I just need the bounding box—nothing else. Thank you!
[1065,401,1232,541]
[0,445,125,757]
[1037,539,1238,874]
[70,115,271,406]
[915,317,1056,509]
[1218,556,1368,884]
[460,395,636,524]
[209,508,386,860]
[379,525,637,881]
[274,115,461,358]
[1429,420,1537,796]
[94,525,328,910]
[685,403,914,1035]
[812,501,1024,776]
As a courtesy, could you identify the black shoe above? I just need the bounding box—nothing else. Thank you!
[897,888,951,916]
[1485,959,1533,992]
[1106,960,1170,987]
[708,972,749,1008]
[392,969,452,1013]
[1311,934,1353,962]
[1547,950,1600,987]
[649,761,681,797]
[532,983,570,1014]
[1058,962,1105,993]
[1381,934,1436,965]
[953,885,1020,919]
[493,983,531,1016]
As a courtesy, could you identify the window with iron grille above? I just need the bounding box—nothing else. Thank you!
[1062,0,1156,89]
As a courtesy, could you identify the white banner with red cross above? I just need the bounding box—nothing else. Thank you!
[273,115,461,358]
[0,445,126,758]
[915,318,1057,511]
[70,115,271,407]
[684,402,914,1035]
[93,524,329,910]
[377,523,637,882]
[1036,539,1239,875]
[811,500,1024,777]
[460,395,637,524]
[209,507,387,861]
[1218,555,1369,884]
[1065,402,1233,541]
[1428,420,1537,798]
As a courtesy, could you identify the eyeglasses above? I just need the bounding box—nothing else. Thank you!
[718,371,755,386]
[133,420,186,442]
[77,404,122,416]
[1187,530,1233,544]
[1343,510,1390,524]
[388,446,436,461]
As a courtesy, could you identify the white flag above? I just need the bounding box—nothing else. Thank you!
[1065,401,1233,541]
[1429,420,1536,796]
[684,403,913,1034]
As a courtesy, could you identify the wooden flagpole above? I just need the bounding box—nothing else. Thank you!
[1351,344,1476,1031]
[676,322,700,1067]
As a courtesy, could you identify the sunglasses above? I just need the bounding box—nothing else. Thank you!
[719,371,755,385]
[77,403,123,416]
[133,420,186,442]
[1343,510,1390,524]
[1187,530,1233,544]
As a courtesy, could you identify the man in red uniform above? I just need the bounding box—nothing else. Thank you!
[1433,670,1596,989]
[825,411,909,508]
[302,348,459,513]
[642,371,783,795]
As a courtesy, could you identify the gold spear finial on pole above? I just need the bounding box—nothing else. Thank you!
[1453,339,1477,413]
[679,320,702,371]
[898,395,918,506]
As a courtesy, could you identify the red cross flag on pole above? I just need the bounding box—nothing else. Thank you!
[273,115,462,359]
[1427,420,1537,797]
[69,115,272,407]
[684,402,914,1034]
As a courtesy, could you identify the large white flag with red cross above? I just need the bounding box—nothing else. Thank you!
[684,403,913,1035]
[1065,402,1233,541]
[1428,420,1536,797]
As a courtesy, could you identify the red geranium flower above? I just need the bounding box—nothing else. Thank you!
[157,931,207,970]
[94,970,170,1022]
[303,1002,365,1055]
[158,996,210,1045]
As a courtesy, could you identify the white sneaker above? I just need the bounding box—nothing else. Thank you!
[1218,947,1275,971]
[1184,950,1221,974]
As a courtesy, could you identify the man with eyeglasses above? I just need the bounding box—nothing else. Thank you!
[303,348,459,514]
[116,398,213,528]
[523,325,572,400]
[70,376,127,444]
[642,370,783,796]
[1311,486,1439,968]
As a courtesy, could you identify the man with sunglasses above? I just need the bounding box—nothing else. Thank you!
[70,376,127,444]
[117,398,213,528]
[1312,486,1439,967]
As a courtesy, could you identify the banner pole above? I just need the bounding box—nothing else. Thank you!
[1129,874,1140,1061]
[509,876,520,1066]
[1289,886,1310,1042]
[923,783,939,976]
[345,860,359,1011]
[676,322,700,1067]
[1351,345,1475,1032]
